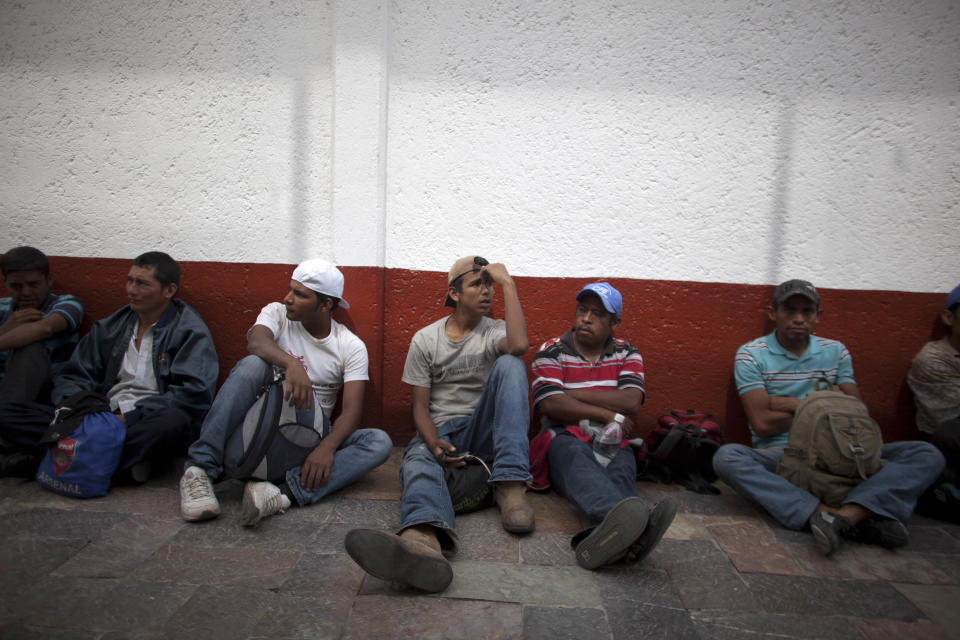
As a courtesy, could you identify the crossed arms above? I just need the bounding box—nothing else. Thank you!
[537,388,644,438]
[740,382,861,438]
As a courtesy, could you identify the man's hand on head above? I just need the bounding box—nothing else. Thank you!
[481,262,512,287]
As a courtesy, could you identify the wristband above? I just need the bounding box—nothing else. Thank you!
[613,413,625,424]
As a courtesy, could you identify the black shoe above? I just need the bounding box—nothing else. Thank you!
[852,517,909,549]
[0,452,41,478]
[808,511,853,557]
[623,498,677,565]
[129,461,152,484]
[575,497,650,570]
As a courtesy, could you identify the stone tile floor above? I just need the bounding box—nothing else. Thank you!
[1,447,958,639]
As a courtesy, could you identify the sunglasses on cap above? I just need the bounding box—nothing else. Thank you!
[452,256,489,282]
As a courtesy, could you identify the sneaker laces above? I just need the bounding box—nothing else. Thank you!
[259,487,286,515]
[185,473,213,500]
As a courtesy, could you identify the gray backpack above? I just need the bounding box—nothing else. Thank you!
[222,366,327,484]
[777,380,883,507]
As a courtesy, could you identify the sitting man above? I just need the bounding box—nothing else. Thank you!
[908,284,960,521]
[0,246,84,404]
[0,251,218,483]
[713,279,945,556]
[907,284,960,437]
[179,259,392,526]
[530,283,676,570]
[345,256,533,593]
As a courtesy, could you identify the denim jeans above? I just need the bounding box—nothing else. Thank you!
[548,431,640,526]
[399,355,532,550]
[284,427,392,506]
[186,355,392,504]
[713,441,946,530]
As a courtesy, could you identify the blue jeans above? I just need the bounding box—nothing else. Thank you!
[186,355,392,505]
[713,441,946,530]
[548,431,640,527]
[399,355,532,550]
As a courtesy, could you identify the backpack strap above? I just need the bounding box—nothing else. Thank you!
[812,377,837,392]
[651,426,686,462]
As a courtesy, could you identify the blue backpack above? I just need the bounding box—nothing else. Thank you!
[36,410,126,498]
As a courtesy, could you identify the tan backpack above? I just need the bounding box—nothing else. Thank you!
[776,380,883,507]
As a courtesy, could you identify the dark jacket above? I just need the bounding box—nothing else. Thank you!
[52,299,218,428]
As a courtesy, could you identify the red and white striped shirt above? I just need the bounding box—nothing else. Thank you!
[531,329,646,422]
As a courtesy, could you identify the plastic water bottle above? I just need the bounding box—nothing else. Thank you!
[592,420,623,467]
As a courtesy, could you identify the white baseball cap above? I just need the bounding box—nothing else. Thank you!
[291,259,350,309]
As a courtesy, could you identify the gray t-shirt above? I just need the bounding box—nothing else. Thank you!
[402,315,507,428]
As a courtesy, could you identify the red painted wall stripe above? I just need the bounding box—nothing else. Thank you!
[43,257,947,445]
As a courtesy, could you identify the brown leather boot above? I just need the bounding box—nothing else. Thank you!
[494,481,535,533]
[344,525,452,592]
[399,525,445,556]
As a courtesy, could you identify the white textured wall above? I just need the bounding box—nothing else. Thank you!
[384,1,960,291]
[2,1,335,263]
[2,0,958,291]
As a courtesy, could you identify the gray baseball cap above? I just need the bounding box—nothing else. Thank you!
[772,279,820,307]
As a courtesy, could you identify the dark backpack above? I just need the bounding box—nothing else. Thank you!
[222,366,327,484]
[444,455,495,514]
[776,380,883,507]
[639,409,724,494]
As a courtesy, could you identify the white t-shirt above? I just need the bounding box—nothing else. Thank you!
[252,302,369,428]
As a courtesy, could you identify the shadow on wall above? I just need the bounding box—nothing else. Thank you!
[37,256,947,445]
[766,97,794,285]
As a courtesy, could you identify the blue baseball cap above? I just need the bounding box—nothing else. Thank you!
[947,284,960,309]
[576,282,623,318]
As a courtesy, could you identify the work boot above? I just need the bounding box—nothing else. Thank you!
[344,526,453,593]
[494,481,535,533]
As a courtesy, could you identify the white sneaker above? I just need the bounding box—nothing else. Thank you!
[241,481,287,527]
[180,466,220,522]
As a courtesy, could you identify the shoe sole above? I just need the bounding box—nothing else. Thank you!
[181,506,220,522]
[240,484,264,527]
[624,498,677,565]
[344,529,453,593]
[576,497,650,570]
